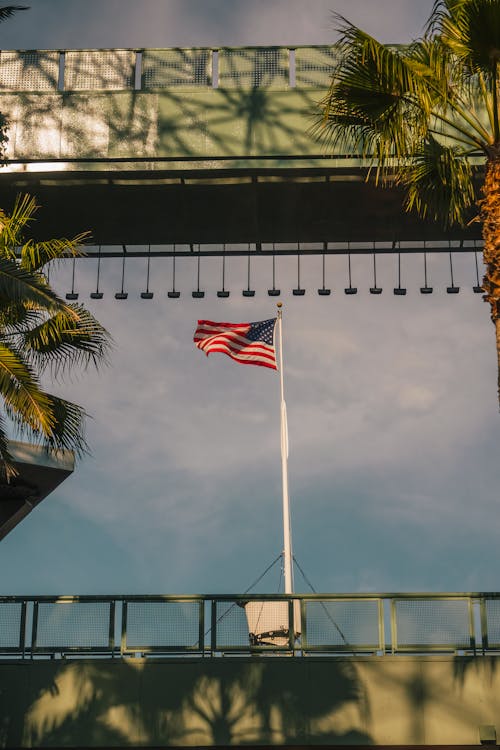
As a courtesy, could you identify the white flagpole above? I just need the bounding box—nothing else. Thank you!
[276,302,294,594]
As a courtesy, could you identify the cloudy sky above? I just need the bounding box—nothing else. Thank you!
[1,0,499,598]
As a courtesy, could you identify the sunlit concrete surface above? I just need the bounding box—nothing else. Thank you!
[0,655,498,747]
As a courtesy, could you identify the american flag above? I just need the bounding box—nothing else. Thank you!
[194,318,277,370]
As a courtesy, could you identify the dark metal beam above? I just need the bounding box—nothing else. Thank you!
[0,167,483,248]
[71,243,482,259]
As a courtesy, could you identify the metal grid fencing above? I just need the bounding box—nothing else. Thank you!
[213,600,257,650]
[0,601,25,651]
[481,598,500,648]
[141,49,212,88]
[302,599,382,651]
[123,600,203,652]
[33,600,114,652]
[64,50,135,90]
[392,598,474,651]
[218,47,289,88]
[0,51,59,90]
[2,594,500,658]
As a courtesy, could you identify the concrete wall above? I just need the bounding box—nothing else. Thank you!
[0,655,498,747]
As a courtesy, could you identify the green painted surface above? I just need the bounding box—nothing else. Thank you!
[0,46,489,171]
[0,655,498,747]
[1,89,341,165]
[154,90,321,159]
[1,87,486,169]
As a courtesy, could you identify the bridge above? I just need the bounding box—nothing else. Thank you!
[0,592,499,747]
[0,45,482,253]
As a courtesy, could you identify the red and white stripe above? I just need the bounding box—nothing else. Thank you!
[194,320,277,370]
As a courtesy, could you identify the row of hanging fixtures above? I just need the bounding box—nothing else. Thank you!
[63,245,485,301]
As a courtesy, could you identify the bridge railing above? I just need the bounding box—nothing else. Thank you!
[1,593,500,658]
[0,46,339,92]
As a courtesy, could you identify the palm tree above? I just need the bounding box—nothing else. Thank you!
[316,0,500,407]
[0,194,111,479]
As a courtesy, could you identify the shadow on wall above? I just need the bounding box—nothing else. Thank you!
[1,47,324,162]
[0,658,374,747]
[453,653,499,689]
[3,87,318,162]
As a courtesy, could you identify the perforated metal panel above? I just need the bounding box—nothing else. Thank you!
[483,599,500,647]
[124,600,202,651]
[0,51,59,90]
[64,50,134,90]
[218,48,289,88]
[34,601,113,651]
[295,46,337,88]
[393,598,472,650]
[142,49,211,88]
[303,599,381,651]
[0,602,25,650]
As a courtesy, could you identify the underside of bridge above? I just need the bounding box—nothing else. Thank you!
[0,165,484,247]
[0,442,74,540]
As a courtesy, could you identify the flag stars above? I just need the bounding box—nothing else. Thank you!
[247,319,276,346]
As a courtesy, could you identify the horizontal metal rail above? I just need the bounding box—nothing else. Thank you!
[0,593,499,659]
[37,243,483,259]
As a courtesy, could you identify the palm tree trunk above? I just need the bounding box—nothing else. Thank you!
[496,317,500,408]
[480,156,500,409]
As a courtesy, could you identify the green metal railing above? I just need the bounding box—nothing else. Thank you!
[0,45,485,173]
[1,593,500,658]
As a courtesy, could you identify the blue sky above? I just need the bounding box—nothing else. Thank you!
[1,0,435,48]
[1,0,499,597]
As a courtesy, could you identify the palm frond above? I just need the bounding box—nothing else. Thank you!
[409,37,464,107]
[20,233,90,272]
[0,193,109,465]
[0,412,17,481]
[439,0,500,74]
[0,5,28,22]
[426,0,465,37]
[22,305,112,377]
[0,257,68,314]
[315,19,440,167]
[0,302,41,334]
[0,194,90,271]
[398,136,475,226]
[0,341,55,434]
[0,194,38,255]
[43,394,89,457]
